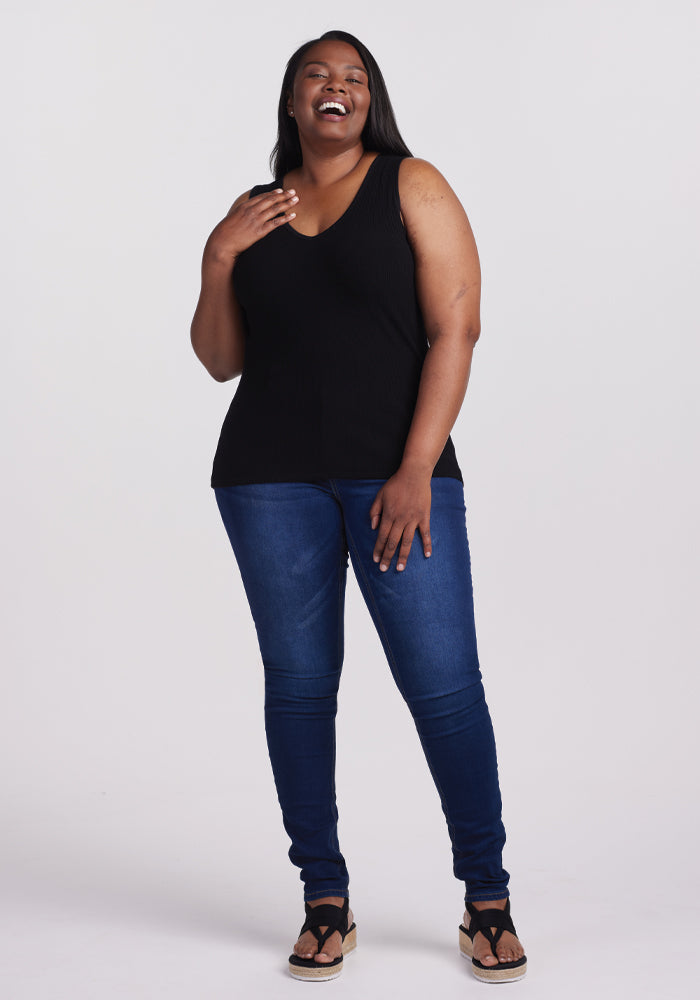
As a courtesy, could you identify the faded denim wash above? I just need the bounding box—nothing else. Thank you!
[214,477,509,904]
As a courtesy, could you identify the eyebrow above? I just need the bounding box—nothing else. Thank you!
[302,60,367,74]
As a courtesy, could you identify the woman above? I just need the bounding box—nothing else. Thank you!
[190,29,527,984]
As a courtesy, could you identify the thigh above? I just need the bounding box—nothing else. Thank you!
[214,482,349,677]
[334,477,482,701]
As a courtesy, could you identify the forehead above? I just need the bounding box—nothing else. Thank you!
[298,40,366,74]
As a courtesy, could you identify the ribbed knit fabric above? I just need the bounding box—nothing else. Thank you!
[210,154,463,486]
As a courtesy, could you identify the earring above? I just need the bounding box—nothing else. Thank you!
[288,110,294,117]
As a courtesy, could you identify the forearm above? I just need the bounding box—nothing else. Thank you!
[190,252,246,382]
[400,330,479,475]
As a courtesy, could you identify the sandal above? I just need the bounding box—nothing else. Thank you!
[458,899,527,983]
[288,897,357,982]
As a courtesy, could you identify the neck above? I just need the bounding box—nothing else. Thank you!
[293,141,367,187]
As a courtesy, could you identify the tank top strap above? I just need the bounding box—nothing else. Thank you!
[355,154,407,238]
[249,180,279,199]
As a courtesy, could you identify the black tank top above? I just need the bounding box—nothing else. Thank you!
[211,154,463,486]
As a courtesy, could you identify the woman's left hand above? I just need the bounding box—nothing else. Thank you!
[369,465,433,572]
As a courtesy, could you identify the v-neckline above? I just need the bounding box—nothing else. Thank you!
[280,154,381,241]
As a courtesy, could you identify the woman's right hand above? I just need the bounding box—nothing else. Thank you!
[204,188,299,268]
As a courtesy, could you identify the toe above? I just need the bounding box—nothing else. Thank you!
[313,930,341,963]
[497,943,522,963]
[497,933,524,963]
[294,935,315,959]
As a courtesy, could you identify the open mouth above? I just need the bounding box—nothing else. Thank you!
[315,101,348,119]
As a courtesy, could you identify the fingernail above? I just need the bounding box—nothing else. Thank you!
[380,563,387,571]
[287,188,296,194]
[397,563,404,571]
[373,553,379,562]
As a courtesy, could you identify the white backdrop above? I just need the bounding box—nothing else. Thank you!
[2,1,698,997]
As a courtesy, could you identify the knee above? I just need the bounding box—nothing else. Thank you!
[264,667,341,717]
[408,680,488,734]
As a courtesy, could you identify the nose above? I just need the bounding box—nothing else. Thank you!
[323,76,346,94]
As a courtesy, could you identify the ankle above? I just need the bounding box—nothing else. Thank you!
[468,897,508,910]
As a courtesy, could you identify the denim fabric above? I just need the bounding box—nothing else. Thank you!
[214,477,509,904]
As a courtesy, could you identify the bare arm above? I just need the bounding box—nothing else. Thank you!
[400,157,481,471]
[190,187,299,382]
[369,157,481,572]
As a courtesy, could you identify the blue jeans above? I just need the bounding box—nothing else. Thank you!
[214,477,509,904]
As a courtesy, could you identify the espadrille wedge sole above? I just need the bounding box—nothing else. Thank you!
[458,899,527,983]
[289,897,357,982]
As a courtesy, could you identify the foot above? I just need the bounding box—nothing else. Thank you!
[464,898,525,966]
[293,896,354,965]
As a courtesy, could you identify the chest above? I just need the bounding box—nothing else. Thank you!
[285,177,367,238]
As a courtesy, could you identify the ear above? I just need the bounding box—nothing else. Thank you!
[285,91,294,118]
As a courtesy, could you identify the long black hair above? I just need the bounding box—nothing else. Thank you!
[270,30,412,180]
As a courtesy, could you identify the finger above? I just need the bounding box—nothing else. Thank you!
[369,493,383,531]
[259,190,299,227]
[266,191,299,214]
[267,208,297,228]
[377,524,403,572]
[395,523,418,572]
[372,516,394,565]
[242,189,298,228]
[249,188,298,210]
[227,188,296,218]
[418,517,432,558]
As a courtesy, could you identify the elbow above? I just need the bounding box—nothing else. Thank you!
[208,362,241,382]
[192,348,241,382]
[426,323,481,349]
[190,333,242,382]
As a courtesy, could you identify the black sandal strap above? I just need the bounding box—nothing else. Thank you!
[465,900,517,951]
[300,899,349,951]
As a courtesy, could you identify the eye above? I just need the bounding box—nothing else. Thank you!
[347,77,363,84]
[309,72,326,78]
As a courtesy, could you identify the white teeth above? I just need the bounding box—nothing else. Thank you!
[317,101,347,115]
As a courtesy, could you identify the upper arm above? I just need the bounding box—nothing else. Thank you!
[398,158,481,344]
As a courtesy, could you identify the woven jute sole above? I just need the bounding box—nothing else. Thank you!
[289,925,357,981]
[458,925,527,983]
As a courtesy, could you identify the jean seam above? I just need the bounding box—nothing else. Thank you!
[331,529,346,879]
[337,533,345,681]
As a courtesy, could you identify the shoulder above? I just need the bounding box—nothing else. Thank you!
[396,158,475,262]
[397,157,459,208]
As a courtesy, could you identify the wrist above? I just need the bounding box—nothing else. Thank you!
[399,454,435,478]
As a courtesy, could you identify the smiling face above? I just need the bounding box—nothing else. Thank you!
[287,39,371,146]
